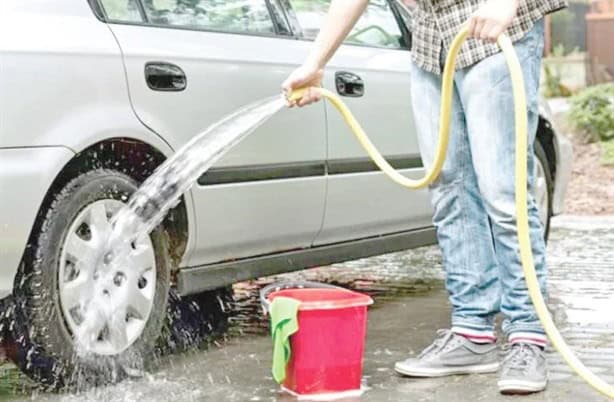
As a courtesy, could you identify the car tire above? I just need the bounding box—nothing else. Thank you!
[534,141,553,241]
[11,169,171,390]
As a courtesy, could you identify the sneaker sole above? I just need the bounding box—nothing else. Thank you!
[394,361,500,378]
[498,379,547,395]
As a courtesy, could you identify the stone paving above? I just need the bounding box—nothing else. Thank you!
[6,215,614,402]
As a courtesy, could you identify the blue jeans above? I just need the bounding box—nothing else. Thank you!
[410,20,547,338]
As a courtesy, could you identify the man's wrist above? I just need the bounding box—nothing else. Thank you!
[305,54,325,72]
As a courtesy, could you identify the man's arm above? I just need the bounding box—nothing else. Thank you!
[282,0,369,107]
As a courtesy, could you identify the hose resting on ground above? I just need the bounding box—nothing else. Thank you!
[289,26,614,399]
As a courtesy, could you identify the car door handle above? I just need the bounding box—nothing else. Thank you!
[335,71,364,97]
[145,62,187,92]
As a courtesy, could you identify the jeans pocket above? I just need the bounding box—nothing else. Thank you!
[518,20,545,60]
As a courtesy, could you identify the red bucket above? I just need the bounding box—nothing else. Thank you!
[268,288,374,398]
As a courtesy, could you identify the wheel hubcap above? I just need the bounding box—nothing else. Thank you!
[58,199,156,356]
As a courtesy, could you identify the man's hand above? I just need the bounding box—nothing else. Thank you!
[280,0,369,107]
[282,62,324,108]
[468,0,519,43]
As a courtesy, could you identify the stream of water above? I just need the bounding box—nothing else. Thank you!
[75,95,286,353]
[108,95,286,249]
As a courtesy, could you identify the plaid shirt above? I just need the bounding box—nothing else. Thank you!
[411,0,567,74]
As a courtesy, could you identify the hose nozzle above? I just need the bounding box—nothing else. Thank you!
[286,87,314,103]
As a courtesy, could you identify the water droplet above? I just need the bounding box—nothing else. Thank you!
[113,272,126,287]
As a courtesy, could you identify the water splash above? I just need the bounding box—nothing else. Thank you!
[74,95,286,354]
[109,95,286,249]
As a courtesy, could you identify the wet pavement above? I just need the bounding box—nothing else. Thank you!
[3,215,614,401]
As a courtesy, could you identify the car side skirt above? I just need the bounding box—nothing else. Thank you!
[176,226,437,295]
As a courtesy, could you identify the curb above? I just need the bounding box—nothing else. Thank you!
[551,214,614,230]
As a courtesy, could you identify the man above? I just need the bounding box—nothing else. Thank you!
[282,0,566,395]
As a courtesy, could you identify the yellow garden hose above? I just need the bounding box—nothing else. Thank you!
[290,26,614,398]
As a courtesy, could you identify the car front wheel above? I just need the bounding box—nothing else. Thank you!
[12,169,170,389]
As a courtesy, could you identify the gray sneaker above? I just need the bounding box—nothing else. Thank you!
[498,343,548,394]
[394,329,500,377]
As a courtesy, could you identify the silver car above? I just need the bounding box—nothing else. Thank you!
[0,0,571,388]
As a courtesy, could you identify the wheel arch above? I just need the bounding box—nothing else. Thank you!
[536,115,557,183]
[18,137,191,285]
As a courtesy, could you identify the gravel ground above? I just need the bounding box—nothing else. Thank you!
[548,97,614,215]
[564,135,614,215]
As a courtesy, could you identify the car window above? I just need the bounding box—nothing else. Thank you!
[141,0,276,34]
[99,0,144,22]
[288,0,405,49]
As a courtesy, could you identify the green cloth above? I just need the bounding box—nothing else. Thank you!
[270,296,301,383]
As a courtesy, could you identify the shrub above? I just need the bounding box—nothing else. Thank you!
[543,64,573,98]
[568,83,614,143]
[601,140,614,166]
[542,45,575,99]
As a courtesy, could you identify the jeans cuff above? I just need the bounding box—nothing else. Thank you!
[451,326,496,343]
[508,332,548,347]
[451,317,495,333]
[502,322,546,337]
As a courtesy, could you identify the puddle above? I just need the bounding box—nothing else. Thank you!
[229,244,445,337]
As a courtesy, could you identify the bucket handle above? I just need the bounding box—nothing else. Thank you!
[259,281,342,314]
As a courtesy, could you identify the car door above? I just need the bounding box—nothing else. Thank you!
[98,0,327,265]
[285,0,433,245]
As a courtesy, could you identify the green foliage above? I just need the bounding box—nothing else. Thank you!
[542,44,577,98]
[543,64,573,98]
[568,84,614,143]
[550,43,580,58]
[551,43,566,58]
[290,0,330,11]
[601,140,614,165]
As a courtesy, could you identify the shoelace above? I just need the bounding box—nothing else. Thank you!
[502,343,539,372]
[418,329,456,359]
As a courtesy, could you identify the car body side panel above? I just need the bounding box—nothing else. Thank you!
[186,178,328,265]
[0,0,199,268]
[0,0,164,151]
[107,25,328,265]
[0,147,74,298]
[538,101,573,216]
[552,131,573,215]
[105,25,326,165]
[315,45,434,245]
